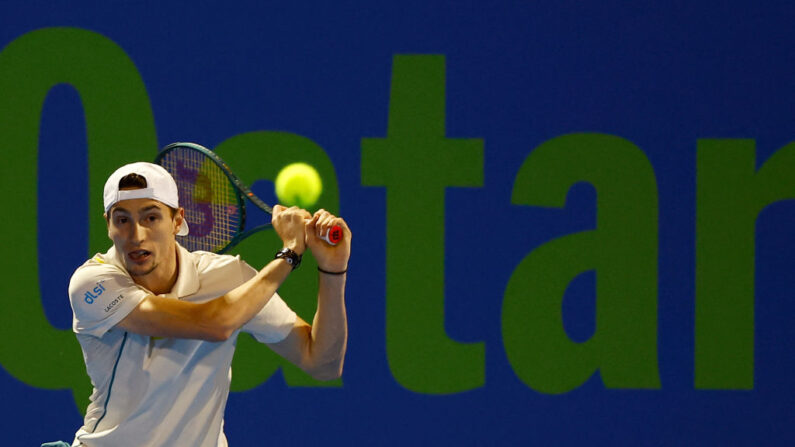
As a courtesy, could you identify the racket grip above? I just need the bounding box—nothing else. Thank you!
[320,225,344,245]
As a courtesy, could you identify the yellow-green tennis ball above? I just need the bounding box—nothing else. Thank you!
[274,162,323,208]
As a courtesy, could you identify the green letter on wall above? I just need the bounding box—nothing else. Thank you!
[361,55,485,393]
[695,139,795,389]
[503,134,660,394]
[0,28,157,411]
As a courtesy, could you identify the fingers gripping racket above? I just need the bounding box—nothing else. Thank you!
[155,142,343,253]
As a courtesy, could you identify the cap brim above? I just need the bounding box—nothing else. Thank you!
[177,219,189,236]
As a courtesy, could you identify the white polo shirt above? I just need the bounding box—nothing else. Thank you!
[67,244,297,447]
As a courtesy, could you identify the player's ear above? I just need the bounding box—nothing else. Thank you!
[173,208,185,235]
[104,212,113,239]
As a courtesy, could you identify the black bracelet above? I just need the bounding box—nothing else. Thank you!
[318,266,347,275]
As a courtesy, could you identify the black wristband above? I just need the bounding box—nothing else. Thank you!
[318,266,347,275]
[275,247,302,270]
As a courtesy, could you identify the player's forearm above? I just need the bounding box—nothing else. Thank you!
[118,255,296,341]
[305,273,348,379]
[209,257,294,339]
[208,208,306,338]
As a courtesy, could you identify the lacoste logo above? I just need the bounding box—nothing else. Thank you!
[104,294,125,313]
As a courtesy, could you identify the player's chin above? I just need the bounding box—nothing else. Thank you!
[127,261,158,277]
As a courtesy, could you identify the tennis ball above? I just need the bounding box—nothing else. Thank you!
[274,162,323,208]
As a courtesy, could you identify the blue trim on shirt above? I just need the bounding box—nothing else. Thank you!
[91,331,128,433]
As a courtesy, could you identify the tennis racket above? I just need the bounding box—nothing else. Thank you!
[155,142,343,253]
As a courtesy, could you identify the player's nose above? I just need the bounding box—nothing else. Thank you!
[129,222,147,243]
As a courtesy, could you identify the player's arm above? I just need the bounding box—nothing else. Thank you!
[267,210,350,380]
[116,258,294,341]
[117,205,309,341]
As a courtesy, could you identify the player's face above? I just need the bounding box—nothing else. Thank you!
[106,198,181,279]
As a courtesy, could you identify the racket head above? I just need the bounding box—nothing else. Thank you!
[155,142,246,253]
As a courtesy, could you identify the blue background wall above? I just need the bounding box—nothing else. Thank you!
[1,1,793,445]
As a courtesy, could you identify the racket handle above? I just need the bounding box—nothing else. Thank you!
[320,225,344,246]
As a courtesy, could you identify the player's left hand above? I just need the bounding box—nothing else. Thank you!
[273,204,312,254]
[305,209,351,272]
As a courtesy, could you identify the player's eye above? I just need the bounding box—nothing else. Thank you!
[115,216,128,224]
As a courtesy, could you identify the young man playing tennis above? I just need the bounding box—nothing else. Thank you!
[65,162,350,446]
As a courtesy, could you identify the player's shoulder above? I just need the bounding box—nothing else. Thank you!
[68,253,131,299]
[71,252,126,281]
[187,249,249,275]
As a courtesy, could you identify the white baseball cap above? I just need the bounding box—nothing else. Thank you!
[103,162,189,236]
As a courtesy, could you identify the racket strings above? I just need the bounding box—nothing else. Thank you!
[160,147,241,252]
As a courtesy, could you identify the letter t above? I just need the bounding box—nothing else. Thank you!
[362,55,485,393]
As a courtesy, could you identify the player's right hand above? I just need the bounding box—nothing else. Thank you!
[272,205,311,254]
[305,209,351,272]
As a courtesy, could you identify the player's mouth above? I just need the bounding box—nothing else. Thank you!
[128,249,152,263]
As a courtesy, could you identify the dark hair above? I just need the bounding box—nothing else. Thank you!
[113,173,178,218]
[119,173,148,189]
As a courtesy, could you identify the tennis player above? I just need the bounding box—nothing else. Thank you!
[63,162,349,446]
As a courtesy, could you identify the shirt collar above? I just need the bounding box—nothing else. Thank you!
[105,242,199,298]
[170,243,199,298]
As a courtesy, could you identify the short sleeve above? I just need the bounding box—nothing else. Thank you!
[68,262,150,338]
[241,292,297,344]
